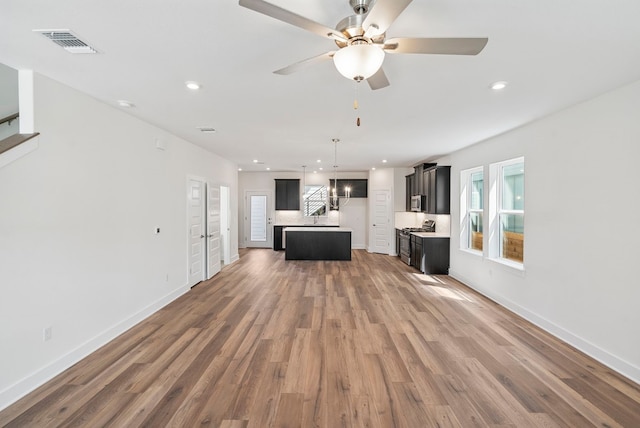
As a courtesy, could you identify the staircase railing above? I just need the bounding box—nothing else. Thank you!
[0,112,19,127]
[303,186,328,216]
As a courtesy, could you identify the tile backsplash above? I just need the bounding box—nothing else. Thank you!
[394,211,451,235]
[275,210,339,225]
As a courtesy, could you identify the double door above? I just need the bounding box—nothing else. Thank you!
[188,178,221,287]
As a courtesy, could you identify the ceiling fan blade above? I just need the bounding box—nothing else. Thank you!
[384,37,488,55]
[363,0,413,37]
[367,67,390,90]
[273,51,335,75]
[239,0,347,42]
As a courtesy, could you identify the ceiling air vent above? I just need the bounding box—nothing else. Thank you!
[34,29,97,54]
[196,127,217,133]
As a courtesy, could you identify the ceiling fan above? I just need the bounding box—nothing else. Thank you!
[239,0,488,90]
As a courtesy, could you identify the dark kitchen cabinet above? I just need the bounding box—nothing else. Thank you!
[409,234,450,274]
[329,179,368,198]
[273,226,284,250]
[396,229,401,257]
[405,174,415,211]
[424,166,451,214]
[274,224,339,250]
[410,234,423,270]
[422,237,450,274]
[275,179,300,211]
[406,163,437,212]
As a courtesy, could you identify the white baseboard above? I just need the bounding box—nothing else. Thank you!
[230,253,240,264]
[352,244,366,250]
[448,269,640,385]
[0,284,191,411]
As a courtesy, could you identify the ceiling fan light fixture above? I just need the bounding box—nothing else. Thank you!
[333,44,385,81]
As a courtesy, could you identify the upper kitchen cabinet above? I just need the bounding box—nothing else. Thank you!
[405,163,448,213]
[275,179,300,210]
[329,179,368,198]
[424,166,451,214]
[406,174,416,211]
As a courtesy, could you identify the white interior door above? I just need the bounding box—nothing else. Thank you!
[188,178,206,287]
[372,189,391,254]
[207,183,221,279]
[220,186,231,266]
[245,191,272,248]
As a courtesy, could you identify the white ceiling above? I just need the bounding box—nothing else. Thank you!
[2,0,640,172]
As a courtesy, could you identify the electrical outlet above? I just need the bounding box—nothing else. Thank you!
[43,327,52,342]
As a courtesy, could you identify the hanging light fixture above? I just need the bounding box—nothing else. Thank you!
[302,165,307,214]
[333,40,385,82]
[331,138,350,211]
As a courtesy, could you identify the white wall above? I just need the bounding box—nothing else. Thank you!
[0,73,239,409]
[447,79,640,382]
[0,63,19,140]
[238,171,369,249]
[393,166,413,212]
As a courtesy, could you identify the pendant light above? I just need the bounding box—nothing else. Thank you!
[331,138,350,210]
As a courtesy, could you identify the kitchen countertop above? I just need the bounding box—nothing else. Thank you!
[409,232,450,238]
[275,224,339,227]
[284,227,352,232]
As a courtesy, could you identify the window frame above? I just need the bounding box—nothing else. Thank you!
[460,166,484,255]
[303,184,328,217]
[489,156,525,270]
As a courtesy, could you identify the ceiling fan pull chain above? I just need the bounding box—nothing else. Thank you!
[353,81,359,110]
[354,81,361,126]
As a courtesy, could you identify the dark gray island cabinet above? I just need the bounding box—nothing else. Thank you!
[284,227,352,260]
[410,233,450,274]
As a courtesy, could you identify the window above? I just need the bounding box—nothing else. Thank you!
[489,157,524,266]
[460,167,484,252]
[500,161,524,262]
[250,195,267,241]
[469,170,484,251]
[303,185,327,217]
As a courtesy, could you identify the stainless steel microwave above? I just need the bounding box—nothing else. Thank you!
[410,195,425,212]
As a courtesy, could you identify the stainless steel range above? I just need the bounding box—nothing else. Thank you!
[399,221,436,265]
[399,229,411,265]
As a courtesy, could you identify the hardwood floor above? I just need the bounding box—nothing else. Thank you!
[1,249,639,427]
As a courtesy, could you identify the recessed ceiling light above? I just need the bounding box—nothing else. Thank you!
[313,171,317,174]
[185,81,201,90]
[490,81,508,90]
[372,167,376,171]
[319,167,323,171]
[253,159,259,163]
[317,159,321,163]
[117,100,134,108]
[238,168,242,171]
[266,167,271,171]
[382,159,387,163]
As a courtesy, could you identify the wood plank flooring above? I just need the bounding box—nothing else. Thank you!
[1,249,639,427]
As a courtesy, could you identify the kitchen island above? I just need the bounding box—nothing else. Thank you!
[284,227,352,260]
